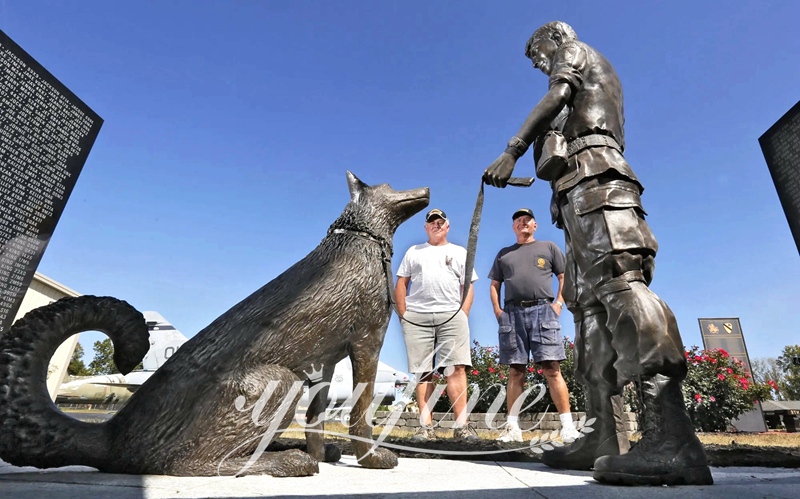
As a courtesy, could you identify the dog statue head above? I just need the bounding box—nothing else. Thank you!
[331,171,430,242]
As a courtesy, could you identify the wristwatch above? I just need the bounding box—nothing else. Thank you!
[505,136,529,159]
[555,300,564,307]
[507,136,528,150]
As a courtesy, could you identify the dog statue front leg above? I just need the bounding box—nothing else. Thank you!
[305,364,341,463]
[349,352,398,469]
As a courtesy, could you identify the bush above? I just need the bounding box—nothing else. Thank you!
[416,342,773,433]
[680,346,772,432]
[417,338,586,415]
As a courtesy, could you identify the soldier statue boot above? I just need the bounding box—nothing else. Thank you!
[542,389,630,470]
[593,374,713,486]
[543,312,630,470]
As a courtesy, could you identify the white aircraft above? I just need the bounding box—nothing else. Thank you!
[297,358,410,409]
[56,311,188,405]
[56,311,410,409]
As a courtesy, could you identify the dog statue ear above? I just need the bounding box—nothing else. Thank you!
[346,171,367,201]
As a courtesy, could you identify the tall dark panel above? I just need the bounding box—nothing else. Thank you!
[759,100,800,255]
[0,30,102,335]
[698,318,767,432]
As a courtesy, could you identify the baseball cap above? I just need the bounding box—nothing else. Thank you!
[512,208,535,220]
[425,209,448,223]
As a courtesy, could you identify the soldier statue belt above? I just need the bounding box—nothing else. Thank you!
[567,134,623,157]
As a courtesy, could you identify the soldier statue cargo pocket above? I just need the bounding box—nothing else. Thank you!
[571,180,657,253]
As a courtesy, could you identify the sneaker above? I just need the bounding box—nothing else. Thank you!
[496,425,523,443]
[452,422,481,443]
[560,424,581,443]
[410,425,436,442]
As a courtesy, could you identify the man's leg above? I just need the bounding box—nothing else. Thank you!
[506,364,527,419]
[528,302,577,442]
[494,364,526,442]
[400,311,438,441]
[583,239,707,485]
[445,365,468,426]
[540,360,569,413]
[541,359,580,442]
[408,372,437,442]
[434,310,472,424]
[436,311,480,442]
[497,306,529,442]
[445,365,479,442]
[416,372,435,427]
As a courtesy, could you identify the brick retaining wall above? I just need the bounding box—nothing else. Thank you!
[371,411,639,433]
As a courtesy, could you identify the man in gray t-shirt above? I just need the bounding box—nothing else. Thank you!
[488,208,578,443]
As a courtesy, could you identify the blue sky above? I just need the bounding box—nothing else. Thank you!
[2,1,799,374]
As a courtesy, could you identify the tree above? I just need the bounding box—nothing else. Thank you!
[776,345,800,400]
[88,338,120,375]
[750,357,783,401]
[67,342,91,376]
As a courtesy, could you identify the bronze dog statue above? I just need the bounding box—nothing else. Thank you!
[0,171,429,477]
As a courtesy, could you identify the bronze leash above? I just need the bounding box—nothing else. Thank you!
[388,176,535,328]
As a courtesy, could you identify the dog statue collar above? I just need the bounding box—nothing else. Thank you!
[330,228,389,253]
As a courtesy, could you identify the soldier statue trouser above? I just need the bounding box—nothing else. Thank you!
[545,154,711,485]
[558,175,687,388]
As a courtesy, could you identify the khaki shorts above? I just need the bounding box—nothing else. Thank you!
[400,310,472,374]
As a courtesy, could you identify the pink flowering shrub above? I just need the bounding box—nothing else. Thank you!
[425,339,586,414]
[680,346,772,432]
[419,343,771,432]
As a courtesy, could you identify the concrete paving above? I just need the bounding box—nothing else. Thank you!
[2,456,799,498]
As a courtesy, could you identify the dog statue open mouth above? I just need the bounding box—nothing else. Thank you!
[0,171,430,477]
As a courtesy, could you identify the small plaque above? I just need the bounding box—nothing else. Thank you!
[759,100,800,255]
[0,29,103,335]
[698,318,766,432]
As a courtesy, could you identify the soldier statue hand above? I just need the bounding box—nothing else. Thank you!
[484,151,518,188]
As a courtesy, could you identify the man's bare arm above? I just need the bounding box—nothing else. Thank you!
[461,280,475,316]
[552,273,565,315]
[394,276,410,317]
[489,279,504,319]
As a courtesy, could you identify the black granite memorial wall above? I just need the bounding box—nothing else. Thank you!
[0,29,102,335]
[760,100,800,256]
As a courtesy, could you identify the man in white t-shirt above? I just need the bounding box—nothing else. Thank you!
[394,208,480,443]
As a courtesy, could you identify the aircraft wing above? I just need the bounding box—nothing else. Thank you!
[91,382,141,390]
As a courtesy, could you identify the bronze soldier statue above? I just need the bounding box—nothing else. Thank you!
[484,21,713,486]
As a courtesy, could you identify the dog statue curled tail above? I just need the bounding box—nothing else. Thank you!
[0,171,429,477]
